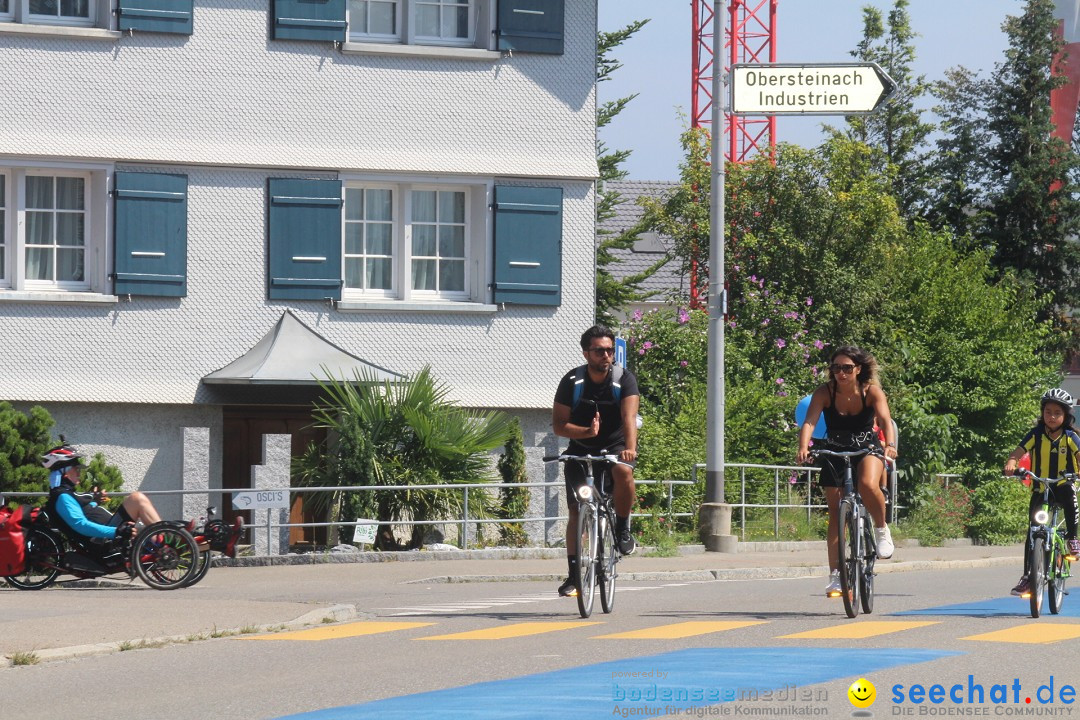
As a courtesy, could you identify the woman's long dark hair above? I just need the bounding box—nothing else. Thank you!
[828,345,879,389]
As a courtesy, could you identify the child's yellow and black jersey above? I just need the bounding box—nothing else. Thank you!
[1018,426,1080,479]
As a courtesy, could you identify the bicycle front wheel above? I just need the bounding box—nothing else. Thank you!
[131,521,200,591]
[599,511,617,614]
[1029,535,1047,618]
[1049,535,1067,615]
[575,504,597,618]
[837,501,860,619]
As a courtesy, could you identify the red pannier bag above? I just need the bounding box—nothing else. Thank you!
[0,504,32,576]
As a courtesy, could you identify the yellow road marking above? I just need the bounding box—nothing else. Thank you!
[594,621,766,639]
[419,621,601,640]
[780,621,940,639]
[241,621,434,642]
[963,623,1080,644]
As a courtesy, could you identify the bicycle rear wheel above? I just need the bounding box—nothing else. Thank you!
[1029,535,1047,618]
[599,510,617,614]
[860,513,875,615]
[1049,535,1067,615]
[4,528,62,590]
[837,501,860,618]
[575,504,597,618]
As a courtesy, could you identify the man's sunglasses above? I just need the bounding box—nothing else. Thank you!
[588,347,615,356]
[830,363,858,374]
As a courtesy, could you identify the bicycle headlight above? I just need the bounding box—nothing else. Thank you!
[576,485,594,502]
[1034,509,1050,525]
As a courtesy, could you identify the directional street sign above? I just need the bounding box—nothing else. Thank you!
[231,489,290,510]
[730,62,897,116]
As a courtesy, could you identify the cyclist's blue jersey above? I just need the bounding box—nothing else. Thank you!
[1018,425,1080,480]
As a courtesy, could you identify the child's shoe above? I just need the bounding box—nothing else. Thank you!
[1068,538,1080,558]
[1011,574,1030,597]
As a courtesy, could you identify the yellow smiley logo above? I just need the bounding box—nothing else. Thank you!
[848,678,876,708]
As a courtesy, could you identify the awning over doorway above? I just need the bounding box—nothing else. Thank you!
[203,310,403,385]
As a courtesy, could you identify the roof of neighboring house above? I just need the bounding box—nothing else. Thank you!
[597,181,685,296]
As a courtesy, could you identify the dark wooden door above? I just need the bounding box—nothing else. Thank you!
[222,407,327,547]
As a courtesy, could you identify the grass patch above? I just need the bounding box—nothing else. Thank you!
[10,651,39,666]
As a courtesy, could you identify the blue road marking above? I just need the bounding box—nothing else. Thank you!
[278,647,959,720]
[894,596,1080,618]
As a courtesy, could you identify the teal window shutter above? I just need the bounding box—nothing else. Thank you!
[268,178,343,301]
[114,172,188,298]
[117,0,194,35]
[493,185,562,306]
[497,0,564,55]
[273,0,346,42]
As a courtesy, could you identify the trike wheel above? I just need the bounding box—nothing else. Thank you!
[5,528,62,590]
[131,521,200,590]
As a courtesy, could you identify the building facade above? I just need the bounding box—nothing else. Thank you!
[0,0,596,536]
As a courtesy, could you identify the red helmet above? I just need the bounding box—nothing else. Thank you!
[41,445,83,471]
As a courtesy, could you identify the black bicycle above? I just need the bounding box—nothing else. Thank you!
[544,453,627,618]
[1013,469,1076,617]
[811,447,878,618]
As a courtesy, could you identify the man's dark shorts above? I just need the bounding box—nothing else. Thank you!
[563,442,631,500]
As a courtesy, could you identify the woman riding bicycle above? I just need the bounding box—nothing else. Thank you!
[797,345,897,597]
[1003,388,1080,597]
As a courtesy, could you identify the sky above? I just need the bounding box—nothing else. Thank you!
[597,0,1024,180]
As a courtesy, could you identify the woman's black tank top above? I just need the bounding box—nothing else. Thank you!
[823,383,876,446]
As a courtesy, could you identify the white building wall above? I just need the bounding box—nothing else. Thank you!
[0,1,597,179]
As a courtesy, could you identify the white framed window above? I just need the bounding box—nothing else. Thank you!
[410,188,466,296]
[344,185,397,296]
[342,179,482,303]
[348,0,486,47]
[25,173,88,288]
[0,163,109,295]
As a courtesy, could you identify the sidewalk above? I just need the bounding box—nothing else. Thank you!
[0,541,1022,665]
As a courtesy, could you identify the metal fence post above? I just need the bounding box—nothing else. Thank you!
[774,468,780,540]
[462,487,469,550]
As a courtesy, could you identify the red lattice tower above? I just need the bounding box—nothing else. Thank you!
[689,0,777,307]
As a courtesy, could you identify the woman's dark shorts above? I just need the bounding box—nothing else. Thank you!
[815,437,884,489]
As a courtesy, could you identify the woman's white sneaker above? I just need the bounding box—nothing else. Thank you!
[876,525,894,559]
[825,569,842,597]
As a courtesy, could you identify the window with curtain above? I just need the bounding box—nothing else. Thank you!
[348,0,477,46]
[342,180,473,302]
[344,186,396,295]
[25,174,86,286]
[26,0,93,24]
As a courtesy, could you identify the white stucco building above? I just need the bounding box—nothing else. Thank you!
[0,0,596,540]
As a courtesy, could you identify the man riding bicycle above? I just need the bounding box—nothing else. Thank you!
[42,443,163,544]
[552,325,639,597]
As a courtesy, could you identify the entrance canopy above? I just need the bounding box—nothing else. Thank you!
[203,310,402,385]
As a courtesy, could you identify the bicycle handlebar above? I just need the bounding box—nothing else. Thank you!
[809,448,872,459]
[1012,469,1077,486]
[544,453,633,468]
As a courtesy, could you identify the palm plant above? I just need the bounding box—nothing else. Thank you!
[294,366,514,549]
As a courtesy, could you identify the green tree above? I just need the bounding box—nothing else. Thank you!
[841,0,935,218]
[295,367,514,550]
[924,66,992,241]
[983,0,1080,340]
[0,402,55,500]
[496,417,529,547]
[595,19,669,325]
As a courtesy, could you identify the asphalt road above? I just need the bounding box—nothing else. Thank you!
[4,551,1078,720]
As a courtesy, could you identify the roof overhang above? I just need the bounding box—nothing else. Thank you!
[203,310,403,386]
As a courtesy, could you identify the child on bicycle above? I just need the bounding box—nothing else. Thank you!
[1003,388,1080,596]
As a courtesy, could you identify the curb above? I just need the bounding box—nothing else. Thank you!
[405,556,1019,585]
[4,604,358,668]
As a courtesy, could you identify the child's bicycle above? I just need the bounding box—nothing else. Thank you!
[544,453,627,618]
[810,447,878,619]
[1013,469,1075,617]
